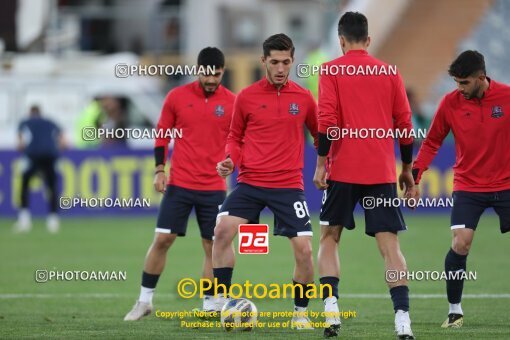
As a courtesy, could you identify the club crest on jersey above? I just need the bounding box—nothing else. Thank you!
[214,105,225,117]
[491,105,504,118]
[289,103,300,115]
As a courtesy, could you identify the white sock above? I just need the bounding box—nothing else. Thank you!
[139,286,155,304]
[294,306,308,315]
[19,209,31,222]
[396,310,410,317]
[324,296,338,306]
[395,310,411,326]
[47,213,59,231]
[324,296,340,325]
[47,213,58,220]
[449,303,463,315]
[203,295,214,310]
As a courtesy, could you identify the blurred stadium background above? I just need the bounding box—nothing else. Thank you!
[1,0,509,338]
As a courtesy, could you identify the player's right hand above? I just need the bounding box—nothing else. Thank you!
[313,165,329,190]
[154,171,167,193]
[217,158,234,178]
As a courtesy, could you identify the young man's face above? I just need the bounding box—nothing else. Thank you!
[198,68,224,94]
[453,73,485,100]
[262,50,293,86]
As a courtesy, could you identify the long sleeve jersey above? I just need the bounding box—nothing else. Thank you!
[226,78,318,190]
[155,81,236,191]
[414,79,510,192]
[318,49,414,184]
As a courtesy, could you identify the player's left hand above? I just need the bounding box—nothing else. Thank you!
[399,170,419,209]
[217,158,234,178]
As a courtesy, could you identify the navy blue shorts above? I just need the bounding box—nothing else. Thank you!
[156,185,226,240]
[451,190,510,233]
[319,180,407,237]
[217,183,313,238]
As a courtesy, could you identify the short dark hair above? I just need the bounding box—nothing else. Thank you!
[29,105,41,117]
[197,47,225,68]
[448,50,486,78]
[263,33,295,58]
[338,12,368,43]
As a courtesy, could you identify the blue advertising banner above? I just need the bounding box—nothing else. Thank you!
[0,143,456,217]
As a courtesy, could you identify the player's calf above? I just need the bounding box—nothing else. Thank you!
[289,236,315,331]
[444,246,468,328]
[212,215,243,268]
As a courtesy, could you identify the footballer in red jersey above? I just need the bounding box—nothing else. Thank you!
[313,12,417,339]
[413,50,510,329]
[214,34,319,330]
[124,47,235,321]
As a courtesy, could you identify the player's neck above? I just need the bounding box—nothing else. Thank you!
[476,78,490,99]
[342,45,367,54]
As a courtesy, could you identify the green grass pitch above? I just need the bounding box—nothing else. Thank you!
[0,214,509,339]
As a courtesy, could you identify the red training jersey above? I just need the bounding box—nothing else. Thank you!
[226,78,318,190]
[155,81,235,191]
[318,49,414,184]
[414,79,510,192]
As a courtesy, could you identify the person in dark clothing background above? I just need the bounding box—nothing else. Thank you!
[15,105,65,233]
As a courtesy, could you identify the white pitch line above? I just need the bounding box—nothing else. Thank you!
[0,293,137,299]
[1,293,509,299]
[339,293,510,299]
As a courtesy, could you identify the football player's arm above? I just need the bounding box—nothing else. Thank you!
[314,71,339,190]
[154,91,176,192]
[392,72,414,166]
[54,122,66,150]
[317,72,339,158]
[224,94,246,168]
[412,96,451,185]
[305,90,319,149]
[17,122,25,152]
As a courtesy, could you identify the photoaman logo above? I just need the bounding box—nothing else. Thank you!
[238,224,269,254]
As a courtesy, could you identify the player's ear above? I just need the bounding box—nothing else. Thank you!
[366,36,371,48]
[260,55,266,64]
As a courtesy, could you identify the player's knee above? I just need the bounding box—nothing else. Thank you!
[295,241,313,263]
[452,236,472,255]
[320,227,340,244]
[213,221,233,244]
[154,233,177,249]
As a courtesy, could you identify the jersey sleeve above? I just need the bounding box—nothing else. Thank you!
[225,92,247,166]
[392,72,414,145]
[413,96,451,183]
[317,69,340,133]
[154,90,177,160]
[305,90,319,149]
[18,121,26,134]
